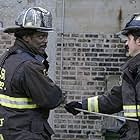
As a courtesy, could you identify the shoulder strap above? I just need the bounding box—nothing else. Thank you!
[0,47,18,68]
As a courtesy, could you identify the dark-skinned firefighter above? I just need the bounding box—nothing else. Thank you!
[0,7,64,140]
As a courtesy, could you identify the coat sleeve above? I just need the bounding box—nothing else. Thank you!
[13,61,64,110]
[82,86,123,114]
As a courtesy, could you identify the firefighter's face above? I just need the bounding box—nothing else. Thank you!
[24,32,48,54]
[125,34,140,57]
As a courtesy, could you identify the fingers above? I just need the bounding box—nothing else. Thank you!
[64,101,82,115]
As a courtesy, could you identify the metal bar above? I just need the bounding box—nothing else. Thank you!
[75,108,138,122]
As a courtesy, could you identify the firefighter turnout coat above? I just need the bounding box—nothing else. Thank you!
[0,38,64,140]
[82,54,140,140]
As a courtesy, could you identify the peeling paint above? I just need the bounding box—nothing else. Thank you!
[118,7,122,31]
[27,0,36,4]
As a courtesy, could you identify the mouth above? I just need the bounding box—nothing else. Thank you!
[40,44,47,49]
[40,46,46,51]
[38,45,46,53]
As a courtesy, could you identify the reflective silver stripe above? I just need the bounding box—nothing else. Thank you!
[0,94,38,109]
[123,105,140,117]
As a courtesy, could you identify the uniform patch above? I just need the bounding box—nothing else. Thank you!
[0,118,4,127]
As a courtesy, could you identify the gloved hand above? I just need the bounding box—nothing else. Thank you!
[64,101,82,115]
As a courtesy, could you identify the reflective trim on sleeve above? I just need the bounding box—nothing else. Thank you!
[123,105,140,117]
[0,134,4,140]
[88,96,99,112]
[0,94,39,109]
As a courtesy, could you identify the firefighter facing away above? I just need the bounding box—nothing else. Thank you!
[0,7,64,140]
[65,13,140,140]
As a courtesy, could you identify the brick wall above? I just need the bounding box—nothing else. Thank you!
[53,33,126,140]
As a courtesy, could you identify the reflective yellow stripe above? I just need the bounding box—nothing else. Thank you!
[0,94,38,109]
[0,134,4,140]
[88,96,99,112]
[94,96,99,112]
[123,105,140,110]
[0,94,32,102]
[0,102,38,109]
[124,112,140,117]
[123,105,140,117]
[88,98,91,112]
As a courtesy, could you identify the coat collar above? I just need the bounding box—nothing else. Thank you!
[121,54,140,71]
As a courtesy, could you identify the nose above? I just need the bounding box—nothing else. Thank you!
[44,38,48,43]
[43,36,48,43]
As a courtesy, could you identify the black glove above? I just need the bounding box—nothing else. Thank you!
[64,101,82,115]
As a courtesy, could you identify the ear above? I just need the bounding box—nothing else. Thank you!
[136,37,140,46]
[22,36,30,42]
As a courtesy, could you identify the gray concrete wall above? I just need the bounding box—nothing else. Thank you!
[0,0,55,28]
[56,0,140,33]
[1,0,140,34]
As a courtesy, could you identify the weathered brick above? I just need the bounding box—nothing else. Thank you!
[62,134,75,138]
[99,63,111,66]
[78,39,91,43]
[71,33,79,37]
[85,34,98,38]
[99,53,112,57]
[69,130,81,134]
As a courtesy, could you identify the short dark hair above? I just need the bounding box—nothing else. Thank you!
[126,29,140,40]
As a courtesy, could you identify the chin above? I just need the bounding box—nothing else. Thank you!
[39,51,45,55]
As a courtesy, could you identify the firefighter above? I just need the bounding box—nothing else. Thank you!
[0,7,64,140]
[65,13,140,140]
